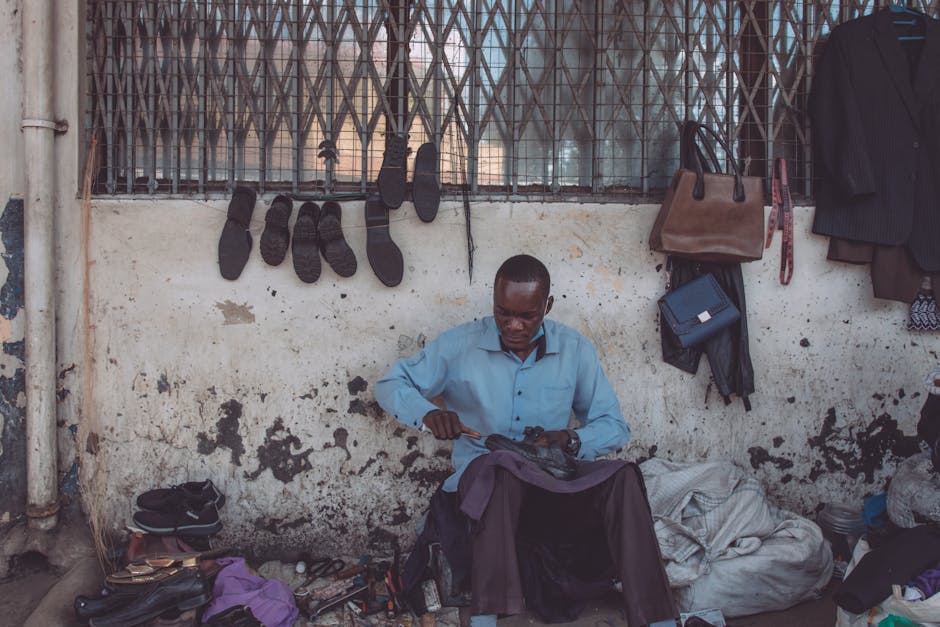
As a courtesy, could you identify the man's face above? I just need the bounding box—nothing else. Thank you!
[493,277,554,352]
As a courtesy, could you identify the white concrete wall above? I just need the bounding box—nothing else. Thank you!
[77,197,934,556]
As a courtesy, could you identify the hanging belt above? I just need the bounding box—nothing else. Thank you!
[765,157,794,285]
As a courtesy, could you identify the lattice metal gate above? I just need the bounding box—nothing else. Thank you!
[85,0,939,200]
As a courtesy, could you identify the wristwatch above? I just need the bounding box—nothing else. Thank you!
[564,429,581,456]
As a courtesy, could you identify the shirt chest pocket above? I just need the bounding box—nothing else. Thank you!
[539,385,574,427]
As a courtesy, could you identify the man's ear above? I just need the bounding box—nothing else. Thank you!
[545,295,554,316]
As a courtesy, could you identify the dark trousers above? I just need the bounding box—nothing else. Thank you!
[469,464,677,627]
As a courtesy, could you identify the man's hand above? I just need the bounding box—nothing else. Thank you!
[422,409,482,440]
[528,429,570,449]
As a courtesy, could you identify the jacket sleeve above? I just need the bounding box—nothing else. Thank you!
[809,30,876,198]
[570,339,631,460]
[374,340,448,431]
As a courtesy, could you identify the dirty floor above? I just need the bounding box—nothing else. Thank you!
[3,559,836,627]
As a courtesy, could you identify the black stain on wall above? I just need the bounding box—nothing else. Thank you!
[347,376,368,395]
[0,197,25,518]
[254,514,312,534]
[348,398,383,418]
[332,428,351,460]
[157,373,170,394]
[197,399,246,466]
[807,407,921,483]
[245,417,313,483]
[399,450,421,471]
[407,466,450,489]
[748,446,794,471]
[366,526,401,552]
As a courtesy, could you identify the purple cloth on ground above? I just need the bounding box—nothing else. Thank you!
[910,561,940,599]
[201,557,298,627]
[457,450,628,520]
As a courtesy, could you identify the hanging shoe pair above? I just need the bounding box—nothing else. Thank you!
[366,136,441,288]
[376,135,440,222]
[259,195,357,283]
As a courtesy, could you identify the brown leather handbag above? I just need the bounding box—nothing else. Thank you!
[649,121,765,263]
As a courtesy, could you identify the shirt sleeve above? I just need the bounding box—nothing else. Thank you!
[374,339,450,430]
[570,339,631,460]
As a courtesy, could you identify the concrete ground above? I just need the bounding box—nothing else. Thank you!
[1,520,836,627]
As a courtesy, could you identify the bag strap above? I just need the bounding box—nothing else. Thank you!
[681,121,720,174]
[765,157,794,285]
[680,120,746,202]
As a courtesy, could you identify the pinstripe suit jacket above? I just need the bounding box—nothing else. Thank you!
[810,9,940,272]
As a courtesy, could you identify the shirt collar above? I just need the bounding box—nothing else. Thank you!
[479,317,560,360]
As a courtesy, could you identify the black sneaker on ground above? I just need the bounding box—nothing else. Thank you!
[136,480,226,512]
[133,503,222,537]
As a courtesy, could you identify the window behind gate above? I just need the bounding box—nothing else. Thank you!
[84,1,940,200]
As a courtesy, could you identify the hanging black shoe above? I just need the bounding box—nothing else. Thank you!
[365,194,404,287]
[291,202,322,283]
[259,194,293,266]
[377,134,408,209]
[318,201,357,277]
[412,142,440,222]
[218,187,257,280]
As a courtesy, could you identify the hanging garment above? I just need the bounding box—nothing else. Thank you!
[660,257,755,410]
[810,9,940,273]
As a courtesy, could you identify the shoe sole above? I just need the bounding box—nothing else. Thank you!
[218,220,252,280]
[292,214,322,283]
[412,142,440,223]
[131,516,223,537]
[319,209,357,278]
[377,136,407,209]
[365,197,404,287]
[260,197,293,266]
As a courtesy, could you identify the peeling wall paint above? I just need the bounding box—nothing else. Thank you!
[0,197,25,520]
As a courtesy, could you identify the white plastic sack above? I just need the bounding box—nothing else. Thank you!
[640,458,833,618]
[672,516,832,618]
[882,585,940,624]
[887,452,940,528]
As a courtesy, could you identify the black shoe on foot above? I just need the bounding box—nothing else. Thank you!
[318,201,357,277]
[292,202,322,283]
[259,194,293,266]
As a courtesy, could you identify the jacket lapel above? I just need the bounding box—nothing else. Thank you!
[873,9,921,126]
[912,17,940,104]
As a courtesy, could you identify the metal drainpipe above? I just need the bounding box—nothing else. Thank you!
[21,0,60,531]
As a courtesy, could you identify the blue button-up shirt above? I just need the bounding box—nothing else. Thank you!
[374,316,631,491]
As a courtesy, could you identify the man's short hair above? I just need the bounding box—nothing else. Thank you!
[495,254,551,295]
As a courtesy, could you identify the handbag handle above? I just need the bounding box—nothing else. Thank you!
[680,120,746,203]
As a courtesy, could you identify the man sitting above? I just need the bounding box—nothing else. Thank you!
[376,254,676,627]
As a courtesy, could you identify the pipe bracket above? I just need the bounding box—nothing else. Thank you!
[26,501,60,519]
[21,118,69,134]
